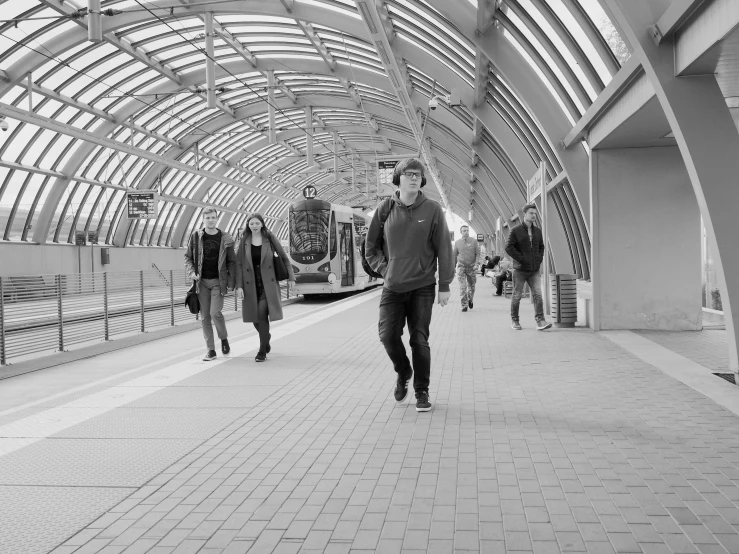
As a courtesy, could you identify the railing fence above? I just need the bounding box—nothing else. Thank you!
[0,269,290,365]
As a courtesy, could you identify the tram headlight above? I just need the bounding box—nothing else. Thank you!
[327,272,337,284]
[317,262,331,273]
[291,265,300,273]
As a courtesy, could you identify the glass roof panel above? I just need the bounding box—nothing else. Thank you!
[576,0,630,64]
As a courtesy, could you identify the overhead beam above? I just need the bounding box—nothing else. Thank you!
[296,20,337,71]
[476,0,499,36]
[563,55,642,148]
[352,0,449,209]
[472,117,484,145]
[0,159,282,221]
[0,102,296,201]
[473,50,491,108]
[340,78,362,107]
[648,0,707,44]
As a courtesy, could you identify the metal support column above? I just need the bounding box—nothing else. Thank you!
[305,106,313,166]
[103,272,109,340]
[333,133,339,175]
[204,12,216,109]
[27,73,32,112]
[170,269,175,325]
[140,270,145,332]
[0,277,5,365]
[56,274,64,352]
[88,0,102,42]
[267,70,276,143]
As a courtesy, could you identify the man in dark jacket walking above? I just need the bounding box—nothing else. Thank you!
[505,203,552,330]
[184,207,238,360]
[365,158,454,412]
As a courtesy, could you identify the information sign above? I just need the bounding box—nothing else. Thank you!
[74,230,86,246]
[527,169,543,202]
[126,191,159,219]
[87,230,98,244]
[376,160,399,198]
[302,185,317,199]
[477,234,484,242]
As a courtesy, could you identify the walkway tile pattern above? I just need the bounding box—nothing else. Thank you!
[7,282,739,553]
[634,330,729,372]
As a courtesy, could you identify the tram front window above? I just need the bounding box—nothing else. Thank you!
[290,208,330,264]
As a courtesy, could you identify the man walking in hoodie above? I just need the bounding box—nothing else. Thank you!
[505,203,552,331]
[365,158,454,412]
[184,207,238,361]
[453,225,482,312]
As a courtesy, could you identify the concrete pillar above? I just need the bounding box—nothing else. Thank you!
[590,146,701,331]
[603,0,739,370]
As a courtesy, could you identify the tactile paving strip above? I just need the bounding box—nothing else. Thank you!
[0,438,200,487]
[125,385,280,408]
[54,407,247,439]
[0,486,134,554]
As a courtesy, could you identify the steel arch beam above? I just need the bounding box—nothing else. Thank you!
[8,0,583,256]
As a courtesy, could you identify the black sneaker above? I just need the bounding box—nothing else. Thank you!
[255,351,266,362]
[462,307,468,312]
[415,391,432,412]
[468,300,473,309]
[203,350,217,361]
[511,321,522,330]
[221,339,230,355]
[536,320,552,331]
[394,372,411,402]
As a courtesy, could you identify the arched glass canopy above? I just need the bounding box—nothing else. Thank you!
[0,0,630,279]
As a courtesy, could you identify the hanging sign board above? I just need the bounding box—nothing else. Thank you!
[376,160,399,199]
[477,234,484,242]
[527,169,543,202]
[302,185,317,199]
[126,191,159,219]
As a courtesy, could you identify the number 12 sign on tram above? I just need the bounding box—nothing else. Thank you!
[302,185,317,200]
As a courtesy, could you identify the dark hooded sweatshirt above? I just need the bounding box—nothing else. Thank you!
[365,190,454,294]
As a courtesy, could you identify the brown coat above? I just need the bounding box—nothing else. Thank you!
[235,232,295,323]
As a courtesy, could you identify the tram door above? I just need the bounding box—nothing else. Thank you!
[339,223,354,286]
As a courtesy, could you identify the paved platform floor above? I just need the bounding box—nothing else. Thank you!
[3,278,739,554]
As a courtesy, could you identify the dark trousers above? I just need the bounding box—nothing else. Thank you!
[510,269,545,323]
[378,283,435,393]
[252,290,270,352]
[494,272,512,295]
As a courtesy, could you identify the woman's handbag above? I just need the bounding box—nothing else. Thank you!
[185,281,200,314]
[268,235,289,281]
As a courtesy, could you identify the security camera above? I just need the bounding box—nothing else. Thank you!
[428,97,439,111]
[0,118,7,132]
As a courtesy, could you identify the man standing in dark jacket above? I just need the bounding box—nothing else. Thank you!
[365,158,454,412]
[505,203,552,331]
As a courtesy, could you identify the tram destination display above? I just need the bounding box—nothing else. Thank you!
[126,191,159,219]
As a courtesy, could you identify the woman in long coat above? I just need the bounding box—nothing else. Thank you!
[235,213,295,361]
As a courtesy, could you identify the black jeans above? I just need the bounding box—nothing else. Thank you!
[378,283,435,393]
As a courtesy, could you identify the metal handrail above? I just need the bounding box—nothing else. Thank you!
[0,269,291,365]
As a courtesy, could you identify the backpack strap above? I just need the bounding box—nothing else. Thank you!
[376,198,394,229]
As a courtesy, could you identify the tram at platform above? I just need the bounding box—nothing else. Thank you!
[288,199,381,297]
